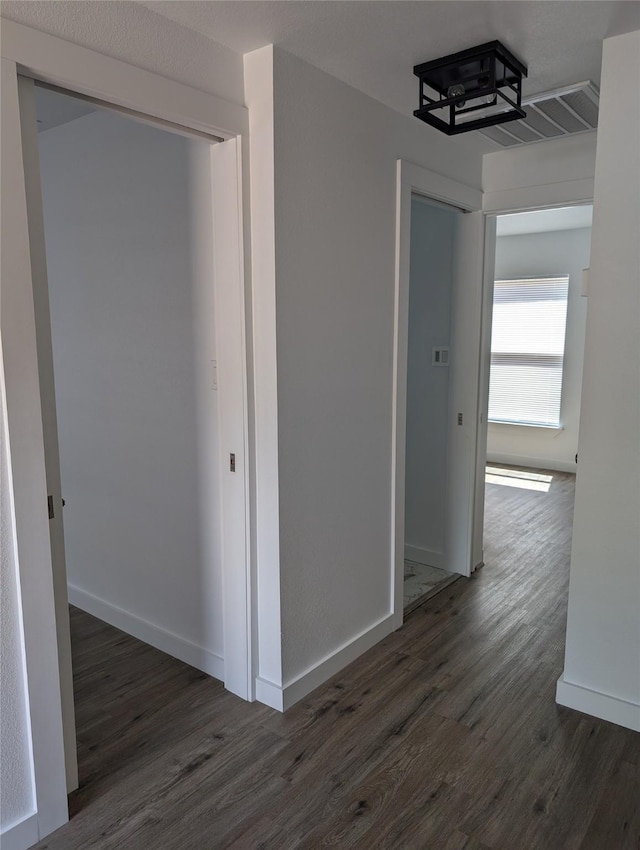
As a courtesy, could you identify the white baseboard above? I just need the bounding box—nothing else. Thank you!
[68,585,224,682]
[0,812,38,850]
[404,545,445,570]
[556,674,640,732]
[254,676,284,712]
[487,452,577,473]
[255,613,397,713]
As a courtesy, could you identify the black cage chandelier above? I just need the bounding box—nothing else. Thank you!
[413,40,528,135]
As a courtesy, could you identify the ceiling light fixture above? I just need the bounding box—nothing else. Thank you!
[413,40,527,135]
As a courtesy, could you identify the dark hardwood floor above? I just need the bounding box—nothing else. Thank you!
[37,466,639,849]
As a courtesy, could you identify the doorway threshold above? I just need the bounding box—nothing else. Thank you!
[403,560,460,615]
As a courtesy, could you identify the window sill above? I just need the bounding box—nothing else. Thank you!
[488,420,564,431]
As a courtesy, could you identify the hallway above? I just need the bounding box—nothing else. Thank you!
[37,468,639,849]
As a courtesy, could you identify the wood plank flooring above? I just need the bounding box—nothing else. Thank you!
[36,466,639,849]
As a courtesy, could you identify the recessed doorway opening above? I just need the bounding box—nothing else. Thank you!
[34,81,229,796]
[392,160,486,625]
[480,203,592,579]
[403,194,461,612]
[9,73,250,814]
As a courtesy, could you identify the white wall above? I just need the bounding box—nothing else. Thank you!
[267,47,484,692]
[0,368,36,836]
[38,108,224,675]
[405,198,457,566]
[483,132,597,213]
[557,30,640,732]
[487,226,590,472]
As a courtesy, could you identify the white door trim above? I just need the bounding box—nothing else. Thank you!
[211,137,253,700]
[1,56,68,844]
[17,74,79,795]
[0,19,247,139]
[472,216,498,571]
[391,160,483,627]
[1,22,252,844]
[445,210,488,578]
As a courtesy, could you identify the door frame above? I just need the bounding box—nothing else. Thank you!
[1,21,252,844]
[391,160,484,627]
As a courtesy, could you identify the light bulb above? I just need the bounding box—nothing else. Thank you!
[447,83,466,107]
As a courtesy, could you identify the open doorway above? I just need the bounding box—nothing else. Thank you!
[15,76,251,803]
[36,84,227,675]
[3,45,250,839]
[481,204,592,573]
[403,196,461,612]
[393,160,486,623]
[33,82,227,796]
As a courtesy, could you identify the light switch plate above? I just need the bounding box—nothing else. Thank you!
[432,347,449,367]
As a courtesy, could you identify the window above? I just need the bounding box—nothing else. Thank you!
[488,276,569,427]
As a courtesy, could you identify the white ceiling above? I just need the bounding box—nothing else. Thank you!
[496,205,593,237]
[140,0,640,125]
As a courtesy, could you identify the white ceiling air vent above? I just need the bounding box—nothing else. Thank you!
[479,81,599,148]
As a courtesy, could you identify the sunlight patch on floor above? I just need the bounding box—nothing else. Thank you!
[485,466,552,492]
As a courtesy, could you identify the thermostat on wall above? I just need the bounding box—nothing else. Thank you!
[432,347,449,367]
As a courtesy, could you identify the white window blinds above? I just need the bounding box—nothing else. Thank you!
[488,276,569,427]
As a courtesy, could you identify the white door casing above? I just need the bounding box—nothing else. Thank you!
[445,211,491,577]
[16,74,79,795]
[211,137,253,700]
[472,216,498,571]
[1,57,69,840]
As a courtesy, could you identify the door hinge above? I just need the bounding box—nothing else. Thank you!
[230,453,236,473]
[48,494,54,519]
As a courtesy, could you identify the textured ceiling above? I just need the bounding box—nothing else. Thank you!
[140,1,640,119]
[5,1,639,152]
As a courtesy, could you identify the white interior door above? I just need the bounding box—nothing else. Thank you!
[1,58,69,838]
[210,137,252,700]
[445,211,490,577]
[472,217,497,570]
[17,75,78,793]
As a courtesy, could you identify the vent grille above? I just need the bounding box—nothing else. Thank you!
[561,90,599,127]
[535,99,588,133]
[479,81,599,148]
[499,121,543,143]
[480,125,521,146]
[521,108,564,138]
